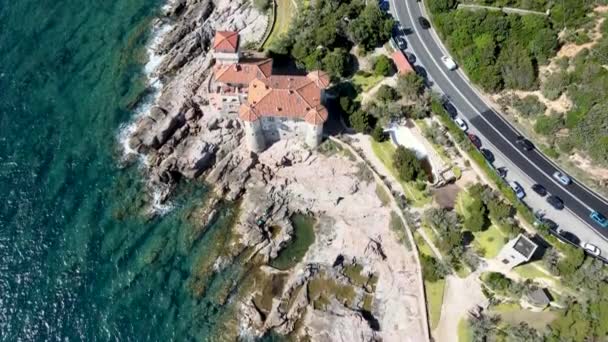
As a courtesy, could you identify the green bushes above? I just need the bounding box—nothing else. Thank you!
[534,113,563,135]
[420,254,447,282]
[510,94,546,118]
[269,0,393,79]
[373,55,394,76]
[430,6,558,92]
[253,0,271,12]
[393,146,426,182]
[542,70,570,100]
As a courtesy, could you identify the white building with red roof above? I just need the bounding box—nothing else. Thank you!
[210,31,330,152]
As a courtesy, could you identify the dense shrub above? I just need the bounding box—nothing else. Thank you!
[534,113,564,135]
[392,146,426,182]
[511,94,546,117]
[396,73,426,102]
[542,70,570,100]
[375,85,398,103]
[373,55,394,76]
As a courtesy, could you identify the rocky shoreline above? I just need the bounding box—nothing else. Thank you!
[123,0,427,340]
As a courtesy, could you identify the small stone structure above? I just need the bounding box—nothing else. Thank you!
[210,31,330,152]
[496,234,538,269]
[520,288,550,312]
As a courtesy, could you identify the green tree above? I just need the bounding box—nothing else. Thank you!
[348,4,394,51]
[322,48,350,79]
[350,110,371,133]
[499,44,536,90]
[484,272,512,293]
[392,146,426,182]
[373,55,394,76]
[427,0,457,14]
[464,197,488,232]
[371,125,386,142]
[375,85,398,103]
[396,72,425,101]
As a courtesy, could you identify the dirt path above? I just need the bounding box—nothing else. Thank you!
[434,272,487,342]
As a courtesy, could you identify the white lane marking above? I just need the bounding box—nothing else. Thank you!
[401,0,592,212]
[414,1,608,208]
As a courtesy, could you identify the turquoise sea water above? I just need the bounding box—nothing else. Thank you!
[0,1,252,340]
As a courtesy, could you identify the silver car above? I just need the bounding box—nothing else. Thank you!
[553,171,571,185]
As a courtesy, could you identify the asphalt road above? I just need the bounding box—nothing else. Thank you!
[389,0,608,239]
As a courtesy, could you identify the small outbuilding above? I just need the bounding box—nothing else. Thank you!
[391,50,414,75]
[521,288,551,312]
[496,234,538,269]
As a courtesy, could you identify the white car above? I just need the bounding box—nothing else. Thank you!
[552,171,571,185]
[583,242,601,256]
[509,181,526,199]
[454,117,468,131]
[441,55,457,70]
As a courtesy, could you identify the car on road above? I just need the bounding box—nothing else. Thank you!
[418,16,430,29]
[515,136,534,151]
[480,148,494,163]
[442,101,457,118]
[590,211,608,228]
[509,181,525,199]
[406,52,416,64]
[547,195,564,210]
[441,55,457,70]
[583,242,601,256]
[395,36,407,50]
[454,117,468,131]
[531,184,547,197]
[557,230,580,245]
[552,171,572,185]
[467,133,481,148]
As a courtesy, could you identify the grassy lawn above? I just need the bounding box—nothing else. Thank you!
[513,262,562,286]
[455,188,475,219]
[414,230,446,329]
[375,184,391,207]
[457,318,473,342]
[426,278,446,330]
[370,140,432,207]
[472,224,508,259]
[263,0,295,48]
[352,71,384,92]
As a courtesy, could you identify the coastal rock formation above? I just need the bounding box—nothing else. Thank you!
[124,0,427,341]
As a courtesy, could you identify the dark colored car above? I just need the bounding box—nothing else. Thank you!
[418,17,431,29]
[468,133,481,149]
[542,218,558,231]
[395,36,407,50]
[532,184,547,196]
[442,102,457,118]
[406,52,416,64]
[516,136,534,151]
[480,148,494,163]
[497,167,507,178]
[547,195,564,210]
[558,230,580,245]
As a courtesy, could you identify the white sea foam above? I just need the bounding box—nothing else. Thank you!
[117,0,179,215]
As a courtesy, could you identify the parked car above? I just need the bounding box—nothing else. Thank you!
[467,133,481,148]
[509,181,526,199]
[541,218,558,231]
[442,101,457,118]
[552,171,572,185]
[454,117,468,131]
[395,36,407,50]
[497,167,508,178]
[547,195,564,210]
[583,242,601,256]
[515,136,534,151]
[480,148,494,163]
[418,16,431,29]
[557,229,580,245]
[531,183,547,196]
[441,55,457,70]
[590,211,608,228]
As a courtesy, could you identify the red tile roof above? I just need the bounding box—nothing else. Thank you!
[392,51,414,74]
[213,58,274,85]
[239,72,329,125]
[213,31,239,53]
